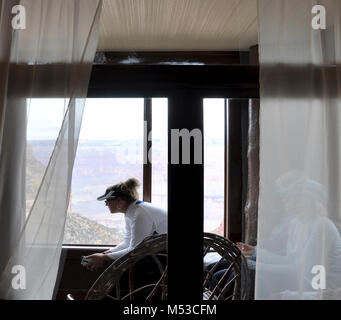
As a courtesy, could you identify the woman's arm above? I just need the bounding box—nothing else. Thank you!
[107,209,153,259]
[105,219,131,254]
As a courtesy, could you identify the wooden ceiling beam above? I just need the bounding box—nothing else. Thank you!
[93,51,250,66]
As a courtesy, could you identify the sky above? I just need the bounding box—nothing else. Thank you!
[26,97,226,141]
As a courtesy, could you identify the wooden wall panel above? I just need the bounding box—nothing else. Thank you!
[56,247,110,300]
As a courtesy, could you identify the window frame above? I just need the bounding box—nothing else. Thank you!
[75,57,259,249]
[56,51,259,300]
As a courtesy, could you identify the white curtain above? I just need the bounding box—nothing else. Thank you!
[0,0,102,299]
[257,0,341,299]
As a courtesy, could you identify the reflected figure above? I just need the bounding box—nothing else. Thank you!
[205,187,285,298]
[257,171,341,299]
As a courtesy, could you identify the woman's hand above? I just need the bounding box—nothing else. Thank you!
[236,242,255,258]
[83,253,110,272]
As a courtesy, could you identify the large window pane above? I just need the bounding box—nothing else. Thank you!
[204,98,225,236]
[151,98,168,210]
[26,98,68,217]
[64,98,144,245]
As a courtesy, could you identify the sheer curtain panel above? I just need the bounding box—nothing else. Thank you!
[257,0,341,299]
[0,0,102,299]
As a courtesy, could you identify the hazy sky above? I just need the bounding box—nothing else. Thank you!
[27,97,226,140]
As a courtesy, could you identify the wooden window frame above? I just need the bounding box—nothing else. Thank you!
[64,60,259,247]
[86,58,258,301]
[56,51,259,300]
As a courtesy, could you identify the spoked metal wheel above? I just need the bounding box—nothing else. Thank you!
[85,234,168,300]
[203,233,251,300]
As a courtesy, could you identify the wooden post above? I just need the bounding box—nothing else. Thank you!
[168,91,203,301]
[244,99,260,246]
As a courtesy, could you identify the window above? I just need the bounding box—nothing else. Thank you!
[26,97,168,245]
[63,98,168,245]
[64,98,144,245]
[26,98,68,217]
[204,98,227,236]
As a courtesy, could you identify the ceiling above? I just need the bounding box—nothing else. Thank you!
[98,0,258,51]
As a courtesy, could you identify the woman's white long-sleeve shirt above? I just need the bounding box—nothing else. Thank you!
[106,201,167,260]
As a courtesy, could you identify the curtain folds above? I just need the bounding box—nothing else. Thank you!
[257,0,341,299]
[0,0,102,299]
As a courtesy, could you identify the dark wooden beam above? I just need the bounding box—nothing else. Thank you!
[249,45,259,65]
[94,51,250,66]
[88,65,259,98]
[7,63,259,98]
[259,64,339,98]
[8,62,341,99]
[168,91,203,301]
[227,99,248,243]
